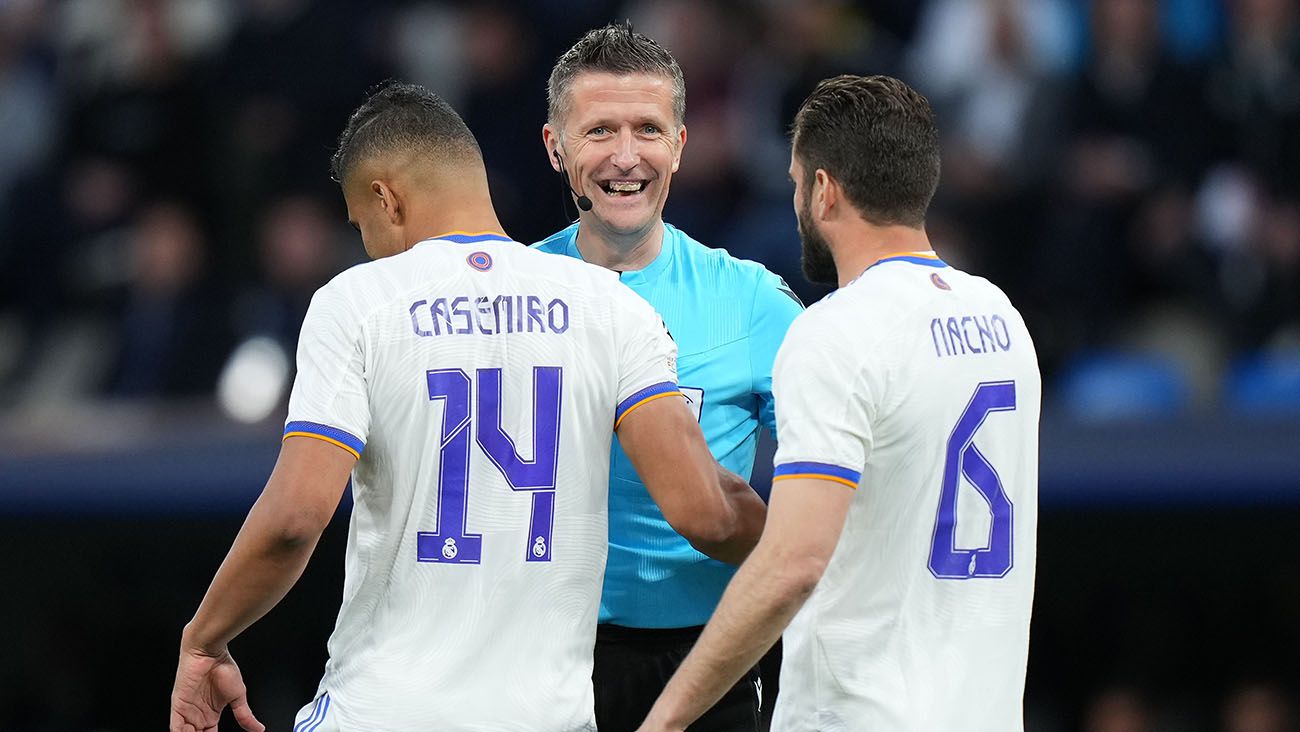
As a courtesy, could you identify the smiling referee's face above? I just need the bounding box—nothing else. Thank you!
[547,71,686,240]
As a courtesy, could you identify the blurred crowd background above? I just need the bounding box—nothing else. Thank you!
[1,0,1299,731]
[2,0,1300,415]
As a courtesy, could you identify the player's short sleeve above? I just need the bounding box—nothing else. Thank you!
[610,281,680,429]
[770,310,874,489]
[748,271,805,434]
[283,280,370,459]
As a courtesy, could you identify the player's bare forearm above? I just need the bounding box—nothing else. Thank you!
[640,539,818,730]
[182,437,354,654]
[182,498,323,654]
[688,464,766,564]
[639,478,853,731]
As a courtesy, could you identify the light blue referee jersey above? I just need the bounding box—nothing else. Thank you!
[534,222,803,627]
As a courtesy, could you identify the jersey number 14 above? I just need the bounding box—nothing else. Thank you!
[417,367,562,565]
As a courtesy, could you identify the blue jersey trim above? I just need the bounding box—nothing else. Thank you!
[284,421,365,459]
[294,692,330,732]
[614,381,681,427]
[867,254,948,271]
[773,461,862,487]
[437,232,513,244]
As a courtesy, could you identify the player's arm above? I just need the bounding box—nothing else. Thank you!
[171,437,352,732]
[617,395,766,564]
[180,436,353,655]
[637,476,852,732]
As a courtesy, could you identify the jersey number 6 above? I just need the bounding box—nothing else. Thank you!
[417,367,562,565]
[928,380,1017,579]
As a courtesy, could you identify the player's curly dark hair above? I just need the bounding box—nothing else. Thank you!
[330,80,482,183]
[792,75,940,228]
[547,21,685,127]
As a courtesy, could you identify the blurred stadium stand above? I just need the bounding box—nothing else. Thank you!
[1,0,1298,730]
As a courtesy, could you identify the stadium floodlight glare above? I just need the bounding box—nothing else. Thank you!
[217,336,290,424]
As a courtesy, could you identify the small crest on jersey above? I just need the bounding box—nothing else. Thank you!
[467,251,493,271]
[442,537,459,559]
[532,536,547,558]
[930,272,951,291]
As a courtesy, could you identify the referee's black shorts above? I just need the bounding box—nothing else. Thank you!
[593,623,768,732]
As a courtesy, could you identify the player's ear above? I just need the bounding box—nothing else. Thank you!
[372,180,403,225]
[542,124,562,173]
[814,168,837,220]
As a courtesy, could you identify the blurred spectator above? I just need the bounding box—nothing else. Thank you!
[1222,681,1297,732]
[1084,686,1156,732]
[1033,0,1213,372]
[907,0,1072,303]
[231,194,346,354]
[108,200,230,397]
[1205,0,1300,199]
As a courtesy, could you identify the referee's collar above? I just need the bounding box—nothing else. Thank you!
[565,223,676,286]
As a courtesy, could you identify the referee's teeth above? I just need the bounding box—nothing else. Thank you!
[606,181,645,193]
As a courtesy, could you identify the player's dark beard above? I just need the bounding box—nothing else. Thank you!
[798,196,838,286]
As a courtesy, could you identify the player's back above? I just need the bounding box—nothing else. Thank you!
[772,254,1040,732]
[287,233,675,731]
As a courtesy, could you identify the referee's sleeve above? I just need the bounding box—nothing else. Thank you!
[749,271,805,435]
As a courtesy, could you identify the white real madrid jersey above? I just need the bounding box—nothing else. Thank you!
[282,232,679,732]
[769,252,1041,732]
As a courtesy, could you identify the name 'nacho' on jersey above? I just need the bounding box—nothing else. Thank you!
[408,294,571,336]
[930,312,1014,358]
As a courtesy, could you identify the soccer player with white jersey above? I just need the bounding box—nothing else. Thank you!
[639,75,1041,732]
[169,82,765,732]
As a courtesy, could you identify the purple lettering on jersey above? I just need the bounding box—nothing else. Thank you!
[474,296,494,335]
[547,299,570,334]
[409,300,432,337]
[928,380,1017,579]
[493,295,514,334]
[451,297,472,334]
[931,314,1013,358]
[526,296,545,332]
[992,315,1012,350]
[416,366,565,565]
[418,369,483,564]
[476,366,563,562]
[430,298,450,336]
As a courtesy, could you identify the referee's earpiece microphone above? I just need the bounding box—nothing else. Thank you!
[553,149,593,213]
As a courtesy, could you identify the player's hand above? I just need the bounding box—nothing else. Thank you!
[170,645,265,732]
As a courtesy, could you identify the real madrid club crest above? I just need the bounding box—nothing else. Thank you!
[442,537,459,559]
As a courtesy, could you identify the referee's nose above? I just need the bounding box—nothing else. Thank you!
[611,128,640,170]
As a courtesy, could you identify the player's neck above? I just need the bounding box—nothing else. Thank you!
[573,218,664,272]
[833,222,932,287]
[409,207,508,249]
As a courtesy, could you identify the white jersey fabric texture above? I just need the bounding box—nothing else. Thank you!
[282,233,679,732]
[769,253,1041,732]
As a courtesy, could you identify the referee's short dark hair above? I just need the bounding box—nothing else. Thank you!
[547,21,685,127]
[792,75,940,228]
[331,81,482,183]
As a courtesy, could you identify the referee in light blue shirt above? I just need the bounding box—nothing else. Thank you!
[535,23,803,732]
